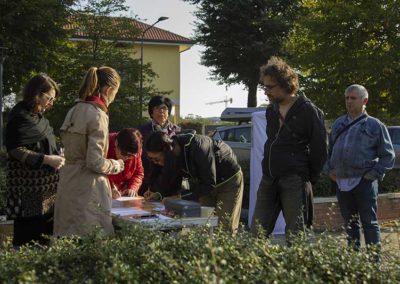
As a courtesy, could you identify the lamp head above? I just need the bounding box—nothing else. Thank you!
[157,16,169,22]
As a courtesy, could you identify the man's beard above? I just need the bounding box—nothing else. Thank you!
[268,95,284,104]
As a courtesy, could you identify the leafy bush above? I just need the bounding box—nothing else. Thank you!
[0,224,398,283]
[379,169,400,193]
[313,174,336,197]
[313,170,400,197]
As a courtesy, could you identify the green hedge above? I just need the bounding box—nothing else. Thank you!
[0,225,398,283]
[313,170,400,197]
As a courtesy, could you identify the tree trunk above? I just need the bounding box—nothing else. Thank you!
[247,81,258,107]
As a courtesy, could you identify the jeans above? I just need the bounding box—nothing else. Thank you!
[336,178,380,247]
[251,174,312,239]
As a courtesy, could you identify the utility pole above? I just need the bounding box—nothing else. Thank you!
[139,16,169,120]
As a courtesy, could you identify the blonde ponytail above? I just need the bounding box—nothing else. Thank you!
[78,66,120,100]
[78,67,99,100]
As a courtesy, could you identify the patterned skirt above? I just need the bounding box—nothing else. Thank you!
[6,160,59,219]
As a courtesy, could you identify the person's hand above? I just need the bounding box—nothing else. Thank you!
[363,172,376,181]
[111,185,121,199]
[329,172,336,182]
[161,194,181,204]
[143,190,153,200]
[144,190,162,201]
[43,155,65,170]
[125,189,138,197]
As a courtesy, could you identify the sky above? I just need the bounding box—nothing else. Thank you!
[124,0,266,118]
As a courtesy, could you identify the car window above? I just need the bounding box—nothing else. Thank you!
[388,128,400,144]
[234,127,251,143]
[225,129,236,141]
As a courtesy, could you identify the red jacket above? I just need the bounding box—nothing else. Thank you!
[107,133,144,194]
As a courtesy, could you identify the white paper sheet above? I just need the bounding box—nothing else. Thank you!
[111,207,149,216]
[116,196,144,201]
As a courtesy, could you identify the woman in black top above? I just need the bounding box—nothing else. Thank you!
[6,74,65,246]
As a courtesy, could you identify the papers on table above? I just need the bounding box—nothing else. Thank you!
[116,196,144,201]
[111,207,149,216]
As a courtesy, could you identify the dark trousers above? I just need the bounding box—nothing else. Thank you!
[251,174,312,239]
[13,213,53,246]
[336,178,380,247]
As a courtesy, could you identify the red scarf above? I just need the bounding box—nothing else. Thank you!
[85,95,108,114]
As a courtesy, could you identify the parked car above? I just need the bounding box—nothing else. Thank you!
[388,126,400,169]
[212,123,252,161]
[211,107,265,161]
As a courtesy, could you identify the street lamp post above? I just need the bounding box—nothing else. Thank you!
[0,47,7,151]
[139,16,168,120]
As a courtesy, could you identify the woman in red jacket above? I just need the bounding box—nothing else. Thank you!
[107,128,144,198]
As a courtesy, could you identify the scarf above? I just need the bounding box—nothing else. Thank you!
[6,101,57,154]
[84,95,108,114]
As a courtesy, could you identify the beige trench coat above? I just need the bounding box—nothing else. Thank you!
[54,102,122,237]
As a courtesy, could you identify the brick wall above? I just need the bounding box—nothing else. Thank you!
[313,193,400,230]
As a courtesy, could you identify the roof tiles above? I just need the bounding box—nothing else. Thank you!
[66,16,193,45]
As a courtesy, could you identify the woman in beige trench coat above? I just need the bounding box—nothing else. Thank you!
[54,66,124,237]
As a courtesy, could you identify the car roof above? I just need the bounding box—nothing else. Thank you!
[216,124,251,131]
[220,107,266,122]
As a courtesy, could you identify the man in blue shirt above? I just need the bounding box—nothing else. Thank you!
[326,84,395,248]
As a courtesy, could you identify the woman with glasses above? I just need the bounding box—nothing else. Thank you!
[5,74,65,246]
[54,66,124,237]
[138,95,180,195]
[144,131,244,233]
[107,128,144,198]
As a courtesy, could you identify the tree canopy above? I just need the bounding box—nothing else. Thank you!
[184,0,302,107]
[47,0,150,131]
[0,0,76,96]
[286,0,400,119]
[1,0,166,132]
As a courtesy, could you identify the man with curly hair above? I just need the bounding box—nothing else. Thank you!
[251,57,327,240]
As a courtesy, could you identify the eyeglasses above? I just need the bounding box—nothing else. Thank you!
[41,92,56,103]
[154,105,168,112]
[147,152,164,164]
[261,84,278,92]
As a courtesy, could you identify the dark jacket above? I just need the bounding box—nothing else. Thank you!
[138,120,180,194]
[262,95,327,183]
[177,133,241,198]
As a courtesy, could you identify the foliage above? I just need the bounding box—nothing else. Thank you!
[0,0,76,99]
[184,0,302,107]
[0,224,398,282]
[286,0,400,119]
[380,169,400,193]
[313,174,335,197]
[1,0,166,133]
[45,0,165,132]
[313,170,400,197]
